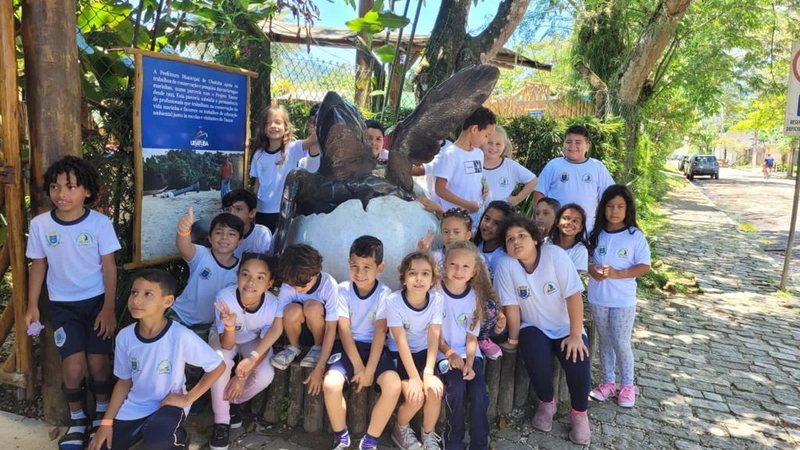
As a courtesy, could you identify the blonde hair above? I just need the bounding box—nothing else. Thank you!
[250,105,296,152]
[443,240,498,330]
[398,251,440,287]
[494,125,514,158]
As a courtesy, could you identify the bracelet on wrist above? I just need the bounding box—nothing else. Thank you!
[423,367,434,375]
[100,419,114,427]
[224,325,235,331]
[249,350,260,359]
[508,338,519,345]
[177,229,190,237]
[445,348,455,357]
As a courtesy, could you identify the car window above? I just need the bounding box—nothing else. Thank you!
[696,156,716,163]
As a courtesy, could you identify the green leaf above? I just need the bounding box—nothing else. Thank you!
[375,11,409,29]
[374,44,397,63]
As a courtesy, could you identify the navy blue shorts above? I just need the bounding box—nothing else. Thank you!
[100,405,187,450]
[49,294,112,359]
[327,341,395,389]
[390,349,429,381]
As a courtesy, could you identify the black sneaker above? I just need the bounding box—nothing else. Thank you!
[230,403,243,429]
[209,423,231,450]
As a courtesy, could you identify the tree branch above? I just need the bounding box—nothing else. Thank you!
[474,0,532,63]
[574,60,607,90]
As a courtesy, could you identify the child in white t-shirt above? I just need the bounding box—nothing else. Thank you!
[89,269,224,450]
[222,189,273,258]
[551,203,589,274]
[534,197,560,241]
[434,107,496,224]
[587,185,651,409]
[481,126,537,206]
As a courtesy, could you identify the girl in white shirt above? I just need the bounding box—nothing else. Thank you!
[587,185,651,409]
[550,203,589,274]
[481,126,537,206]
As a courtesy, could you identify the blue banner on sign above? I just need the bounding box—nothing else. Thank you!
[141,56,247,152]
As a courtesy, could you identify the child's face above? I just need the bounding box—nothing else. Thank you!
[534,203,556,235]
[403,258,434,294]
[128,279,173,320]
[479,207,506,243]
[562,133,589,162]
[49,171,91,214]
[505,225,537,262]
[442,216,472,247]
[349,255,385,291]
[558,208,584,238]
[366,128,384,157]
[223,201,255,228]
[482,130,505,160]
[444,249,476,287]
[265,113,287,141]
[605,195,627,229]
[208,224,241,255]
[293,273,320,294]
[238,259,273,299]
[468,124,496,149]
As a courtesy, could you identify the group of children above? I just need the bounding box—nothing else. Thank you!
[23,103,651,450]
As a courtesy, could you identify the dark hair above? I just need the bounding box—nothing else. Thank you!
[536,197,561,213]
[43,155,101,205]
[588,184,639,252]
[209,213,245,239]
[279,244,323,287]
[350,235,384,265]
[442,207,473,230]
[239,252,278,277]
[222,189,257,211]
[132,269,177,296]
[564,124,591,142]
[398,251,439,286]
[499,214,542,254]
[364,120,385,134]
[550,203,588,249]
[474,200,513,246]
[462,106,497,131]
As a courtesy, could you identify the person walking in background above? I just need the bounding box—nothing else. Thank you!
[219,156,233,199]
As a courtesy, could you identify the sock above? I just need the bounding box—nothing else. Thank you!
[92,402,108,429]
[62,410,87,444]
[335,428,350,445]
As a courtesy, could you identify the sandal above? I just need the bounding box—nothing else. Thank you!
[58,416,88,450]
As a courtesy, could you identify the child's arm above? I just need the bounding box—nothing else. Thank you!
[236,317,283,378]
[304,319,337,396]
[214,301,237,350]
[502,305,520,348]
[508,178,538,206]
[463,333,478,381]
[560,291,589,363]
[24,258,47,327]
[391,326,424,403]
[605,263,650,280]
[162,361,225,409]
[338,317,366,384]
[95,253,117,339]
[88,378,133,450]
[358,319,388,391]
[411,165,426,176]
[423,324,444,397]
[438,336,464,371]
[175,207,196,261]
[435,177,480,213]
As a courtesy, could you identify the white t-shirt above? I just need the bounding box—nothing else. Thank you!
[298,153,321,172]
[173,245,239,326]
[26,209,121,302]
[494,246,584,339]
[483,158,536,202]
[434,144,485,222]
[563,242,588,273]
[534,157,614,230]
[234,224,273,258]
[588,227,651,308]
[337,280,392,343]
[385,290,444,353]
[278,272,340,321]
[249,140,308,213]
[421,154,442,206]
[213,285,282,343]
[439,285,481,360]
[114,320,222,420]
[478,242,504,279]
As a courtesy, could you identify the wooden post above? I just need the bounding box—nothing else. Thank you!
[302,367,324,432]
[286,364,304,427]
[497,347,516,415]
[263,366,288,423]
[347,387,369,436]
[484,356,501,421]
[0,0,33,400]
[513,352,529,408]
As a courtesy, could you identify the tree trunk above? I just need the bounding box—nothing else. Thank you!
[354,0,374,109]
[241,38,271,135]
[21,0,82,424]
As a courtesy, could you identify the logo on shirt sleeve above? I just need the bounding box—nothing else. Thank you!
[517,285,530,299]
[617,248,629,258]
[543,282,559,296]
[47,232,61,247]
[157,359,172,375]
[200,267,212,280]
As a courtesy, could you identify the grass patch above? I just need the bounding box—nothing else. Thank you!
[738,221,757,233]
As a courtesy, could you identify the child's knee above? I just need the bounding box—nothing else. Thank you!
[323,371,345,394]
[378,371,401,398]
[283,303,304,323]
[303,300,324,318]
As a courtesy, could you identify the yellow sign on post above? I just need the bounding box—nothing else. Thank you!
[785,41,800,136]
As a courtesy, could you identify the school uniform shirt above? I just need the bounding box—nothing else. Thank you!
[494,246,584,339]
[298,153,321,172]
[173,245,239,326]
[478,242,504,279]
[337,280,392,343]
[213,285,282,344]
[439,285,481,360]
[422,154,443,206]
[534,157,614,230]
[434,144,485,222]
[483,158,536,202]
[384,289,444,353]
[278,272,340,321]
[233,224,273,258]
[249,140,309,214]
[564,242,588,273]
[113,320,222,420]
[26,209,121,302]
[588,227,651,308]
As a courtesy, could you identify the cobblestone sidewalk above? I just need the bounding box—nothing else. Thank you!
[492,179,800,449]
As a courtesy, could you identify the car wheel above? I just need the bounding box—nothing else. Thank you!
[714,173,719,180]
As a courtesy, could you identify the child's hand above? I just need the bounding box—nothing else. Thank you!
[24,306,40,329]
[177,207,194,235]
[494,312,507,334]
[214,302,237,330]
[304,367,324,396]
[604,265,618,279]
[161,392,191,409]
[447,354,464,371]
[417,229,435,252]
[94,306,117,339]
[236,356,256,379]
[464,201,481,213]
[351,368,375,393]
[560,335,589,363]
[588,264,606,281]
[500,339,518,351]
[462,365,475,381]
[407,377,424,403]
[88,424,113,450]
[423,373,443,399]
[224,376,245,401]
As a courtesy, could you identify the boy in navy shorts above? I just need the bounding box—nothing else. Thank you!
[89,269,224,450]
[323,236,401,450]
[25,156,121,449]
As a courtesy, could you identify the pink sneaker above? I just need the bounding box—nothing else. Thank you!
[568,409,591,445]
[479,339,503,360]
[617,385,636,407]
[532,400,556,432]
[589,382,616,401]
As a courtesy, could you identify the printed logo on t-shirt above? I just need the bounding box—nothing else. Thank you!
[76,232,94,246]
[54,327,66,347]
[617,248,629,258]
[200,267,212,280]
[47,232,61,247]
[157,359,171,375]
[560,172,569,182]
[367,310,376,321]
[499,176,509,187]
[582,174,592,183]
[403,320,412,330]
[517,285,530,299]
[328,353,342,364]
[598,245,607,256]
[543,282,559,296]
[457,313,468,326]
[235,322,243,332]
[130,356,140,373]
[464,160,483,174]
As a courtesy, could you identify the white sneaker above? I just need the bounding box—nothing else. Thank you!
[421,430,441,450]
[300,345,322,368]
[271,345,301,370]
